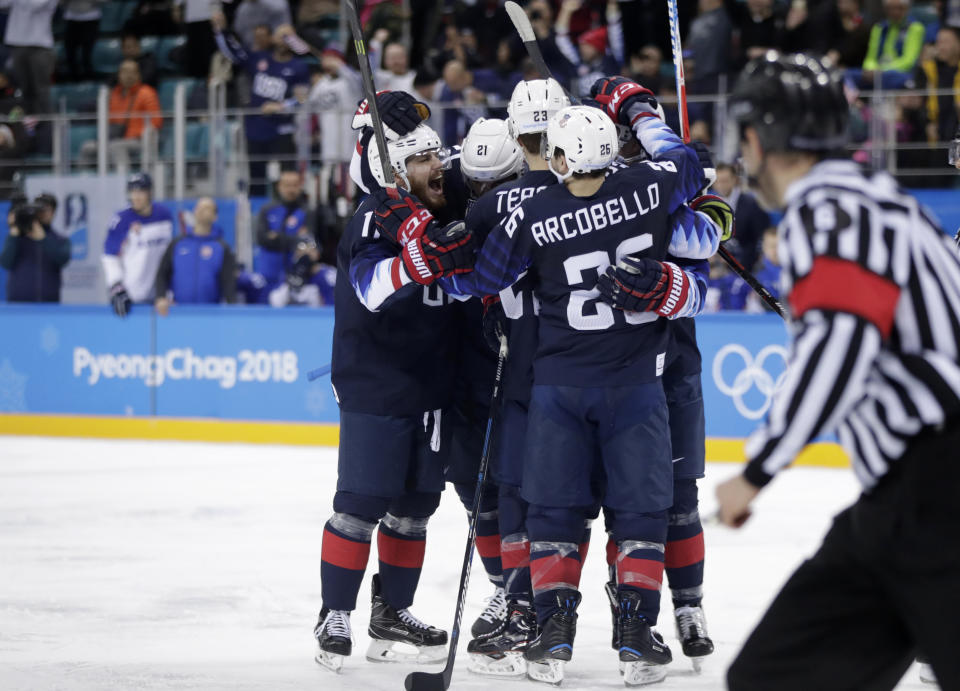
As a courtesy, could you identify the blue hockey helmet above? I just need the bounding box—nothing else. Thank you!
[127,172,153,191]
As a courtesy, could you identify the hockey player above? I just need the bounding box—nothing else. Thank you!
[446,87,719,685]
[446,117,525,643]
[717,53,960,691]
[102,172,174,318]
[313,94,476,672]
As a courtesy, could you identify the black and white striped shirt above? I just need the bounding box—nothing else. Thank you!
[744,159,960,490]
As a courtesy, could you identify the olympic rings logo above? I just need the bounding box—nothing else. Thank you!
[711,344,789,420]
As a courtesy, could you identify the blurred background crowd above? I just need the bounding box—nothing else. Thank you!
[0,0,957,312]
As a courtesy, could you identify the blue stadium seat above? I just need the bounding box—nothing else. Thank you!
[156,36,186,73]
[157,78,201,112]
[92,38,123,76]
[140,36,159,54]
[69,124,98,159]
[159,122,209,160]
[99,2,137,34]
[50,82,101,113]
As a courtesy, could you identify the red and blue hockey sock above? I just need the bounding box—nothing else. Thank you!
[527,505,587,626]
[613,510,668,624]
[665,479,705,608]
[579,519,592,563]
[499,484,531,602]
[455,482,503,587]
[320,512,376,611]
[376,513,429,610]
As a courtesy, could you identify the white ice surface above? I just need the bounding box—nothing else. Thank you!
[0,437,932,690]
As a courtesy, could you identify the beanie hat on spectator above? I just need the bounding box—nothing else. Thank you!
[579,27,608,54]
[322,47,345,61]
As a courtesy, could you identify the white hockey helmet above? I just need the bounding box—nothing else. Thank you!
[367,123,445,189]
[507,78,570,138]
[460,118,524,195]
[545,105,620,180]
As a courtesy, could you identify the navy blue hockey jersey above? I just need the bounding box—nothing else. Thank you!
[448,119,717,387]
[330,195,459,416]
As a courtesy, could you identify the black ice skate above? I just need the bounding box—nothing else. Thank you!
[313,607,352,673]
[366,574,447,664]
[524,589,581,685]
[619,590,672,686]
[605,580,620,650]
[674,604,714,672]
[471,585,508,638]
[466,600,538,678]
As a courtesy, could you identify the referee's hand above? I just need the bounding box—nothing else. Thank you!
[716,474,760,528]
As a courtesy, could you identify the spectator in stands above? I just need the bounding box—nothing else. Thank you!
[82,60,163,171]
[3,0,56,116]
[213,14,310,196]
[685,0,733,103]
[296,0,338,50]
[729,0,785,68]
[785,0,872,68]
[437,59,489,144]
[710,162,771,273]
[0,199,71,302]
[916,26,960,145]
[253,169,329,297]
[629,44,664,93]
[176,0,218,78]
[0,70,26,198]
[232,0,292,47]
[252,23,273,51]
[555,0,625,97]
[120,33,159,88]
[154,197,237,315]
[705,253,751,312]
[749,227,782,312]
[370,29,416,95]
[849,0,925,89]
[124,0,179,35]
[63,0,104,82]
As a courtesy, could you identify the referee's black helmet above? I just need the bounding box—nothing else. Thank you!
[729,52,849,154]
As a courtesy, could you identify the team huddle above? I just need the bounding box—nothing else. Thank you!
[315,72,732,686]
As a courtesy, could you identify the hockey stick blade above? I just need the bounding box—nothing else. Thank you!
[344,0,396,189]
[504,1,579,105]
[306,364,331,381]
[403,338,509,691]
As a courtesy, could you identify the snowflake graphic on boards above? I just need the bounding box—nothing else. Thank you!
[0,359,28,411]
[305,385,330,418]
[40,325,60,355]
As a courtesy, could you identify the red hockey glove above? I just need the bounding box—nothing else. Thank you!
[596,256,691,317]
[373,187,434,245]
[590,77,660,127]
[401,221,476,285]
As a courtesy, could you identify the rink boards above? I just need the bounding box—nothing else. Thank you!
[0,304,847,467]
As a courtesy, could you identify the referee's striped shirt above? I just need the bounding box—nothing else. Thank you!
[744,159,960,490]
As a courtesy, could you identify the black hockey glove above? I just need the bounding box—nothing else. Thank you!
[596,256,692,318]
[109,282,132,318]
[691,141,716,192]
[482,294,507,354]
[372,186,435,246]
[590,77,660,128]
[401,220,476,285]
[352,90,431,139]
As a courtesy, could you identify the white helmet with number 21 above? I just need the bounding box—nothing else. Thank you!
[461,118,524,193]
[545,105,620,180]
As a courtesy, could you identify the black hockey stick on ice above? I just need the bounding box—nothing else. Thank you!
[404,337,509,691]
[504,1,579,105]
[344,0,397,190]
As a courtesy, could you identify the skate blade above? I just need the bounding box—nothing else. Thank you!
[527,659,564,686]
[467,651,527,678]
[919,663,937,684]
[314,649,344,673]
[365,639,446,664]
[622,661,667,687]
[691,657,703,675]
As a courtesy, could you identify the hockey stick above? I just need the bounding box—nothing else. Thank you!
[344,0,396,190]
[306,363,331,381]
[665,0,787,319]
[404,337,509,691]
[504,1,579,105]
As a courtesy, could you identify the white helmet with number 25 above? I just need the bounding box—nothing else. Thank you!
[545,105,620,180]
[507,78,570,137]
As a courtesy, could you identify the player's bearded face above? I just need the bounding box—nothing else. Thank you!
[403,151,446,212]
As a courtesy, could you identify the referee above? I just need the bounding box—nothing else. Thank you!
[716,53,960,690]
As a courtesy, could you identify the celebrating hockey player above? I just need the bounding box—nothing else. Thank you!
[312,91,476,673]
[717,53,960,691]
[102,172,174,318]
[446,117,525,643]
[445,81,719,685]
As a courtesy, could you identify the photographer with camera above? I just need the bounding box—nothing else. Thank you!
[153,197,237,316]
[0,196,71,302]
[266,234,335,307]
